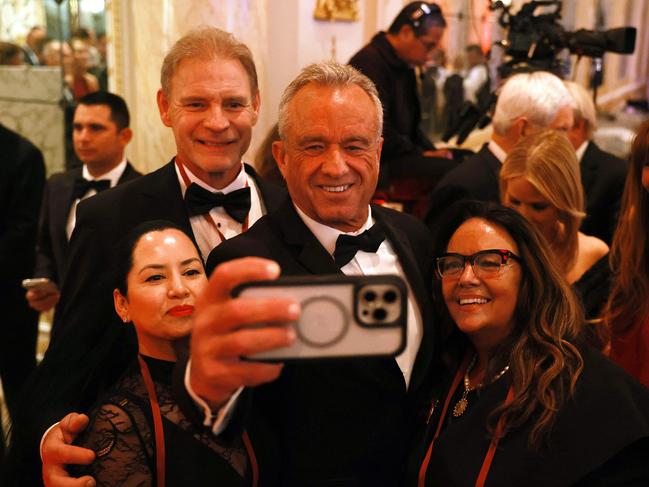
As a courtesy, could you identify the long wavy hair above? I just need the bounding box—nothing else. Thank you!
[433,201,584,448]
[500,129,586,275]
[605,119,649,334]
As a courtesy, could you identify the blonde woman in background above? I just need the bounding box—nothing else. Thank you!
[500,129,610,327]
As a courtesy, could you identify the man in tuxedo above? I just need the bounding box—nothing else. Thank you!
[425,71,575,230]
[565,81,627,244]
[349,1,454,187]
[0,125,45,424]
[22,26,46,65]
[26,91,140,316]
[185,63,435,485]
[33,27,284,487]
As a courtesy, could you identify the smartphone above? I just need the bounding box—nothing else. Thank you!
[233,274,407,361]
[21,278,58,294]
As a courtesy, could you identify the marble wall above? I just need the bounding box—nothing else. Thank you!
[0,66,66,176]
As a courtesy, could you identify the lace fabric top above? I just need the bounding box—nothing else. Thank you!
[74,356,248,486]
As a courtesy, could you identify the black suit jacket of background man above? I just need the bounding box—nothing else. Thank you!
[34,162,141,288]
[193,199,436,487]
[425,144,499,231]
[579,141,627,245]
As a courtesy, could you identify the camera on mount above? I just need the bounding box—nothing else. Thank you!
[443,0,636,145]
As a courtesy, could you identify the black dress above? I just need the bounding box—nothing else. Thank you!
[572,254,612,322]
[408,347,649,486]
[74,356,250,486]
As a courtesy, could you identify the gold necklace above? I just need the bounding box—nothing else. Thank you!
[452,354,510,418]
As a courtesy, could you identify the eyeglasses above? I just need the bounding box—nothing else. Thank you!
[436,249,521,279]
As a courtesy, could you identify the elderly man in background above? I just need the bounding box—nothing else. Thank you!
[425,70,575,228]
[564,80,627,244]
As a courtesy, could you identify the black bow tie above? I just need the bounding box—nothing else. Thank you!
[72,178,110,200]
[333,223,386,268]
[184,183,251,223]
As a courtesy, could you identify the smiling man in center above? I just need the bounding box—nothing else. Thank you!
[182,62,437,485]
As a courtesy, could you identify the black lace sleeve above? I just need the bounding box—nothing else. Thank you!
[74,400,154,487]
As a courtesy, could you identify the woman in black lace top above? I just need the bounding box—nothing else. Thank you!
[72,221,252,486]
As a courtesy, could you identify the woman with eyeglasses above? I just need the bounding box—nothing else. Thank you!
[606,119,649,387]
[500,129,611,342]
[408,200,649,487]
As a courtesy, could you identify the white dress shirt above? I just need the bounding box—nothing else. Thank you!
[66,159,128,240]
[576,140,588,163]
[487,139,508,164]
[174,162,265,261]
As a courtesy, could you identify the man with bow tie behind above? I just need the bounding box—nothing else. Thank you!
[183,62,436,485]
[28,27,285,487]
[27,91,140,317]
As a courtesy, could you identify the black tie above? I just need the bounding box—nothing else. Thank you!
[333,223,386,268]
[184,183,251,223]
[72,178,110,200]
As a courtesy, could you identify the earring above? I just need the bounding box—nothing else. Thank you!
[122,316,130,323]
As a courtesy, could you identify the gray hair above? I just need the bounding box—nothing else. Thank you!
[277,62,384,141]
[564,81,597,138]
[492,71,575,135]
[161,27,258,96]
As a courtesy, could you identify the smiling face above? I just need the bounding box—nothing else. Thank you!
[157,56,260,189]
[502,177,560,243]
[442,218,522,354]
[73,103,132,176]
[273,83,382,232]
[113,228,207,361]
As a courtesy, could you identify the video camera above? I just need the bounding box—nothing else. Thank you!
[443,0,636,145]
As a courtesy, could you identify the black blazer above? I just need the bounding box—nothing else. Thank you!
[425,144,500,231]
[580,141,627,245]
[33,162,141,286]
[200,200,436,486]
[0,124,46,287]
[51,160,285,346]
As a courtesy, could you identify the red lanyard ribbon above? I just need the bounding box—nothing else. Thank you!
[418,352,514,487]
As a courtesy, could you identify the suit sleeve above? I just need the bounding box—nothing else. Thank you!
[33,180,58,282]
[50,198,118,345]
[0,141,45,282]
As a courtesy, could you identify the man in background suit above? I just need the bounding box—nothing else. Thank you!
[22,26,46,65]
[425,71,575,230]
[565,81,627,245]
[185,63,435,485]
[0,125,45,428]
[31,27,284,487]
[26,91,140,317]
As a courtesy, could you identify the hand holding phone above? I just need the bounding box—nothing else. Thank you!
[23,278,60,312]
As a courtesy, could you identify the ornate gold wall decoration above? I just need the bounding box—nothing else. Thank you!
[313,0,359,22]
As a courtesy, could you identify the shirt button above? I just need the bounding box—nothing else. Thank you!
[217,222,221,228]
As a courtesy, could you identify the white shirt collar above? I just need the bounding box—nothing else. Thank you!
[82,158,127,187]
[488,140,508,163]
[575,140,589,162]
[175,160,248,195]
[293,204,374,256]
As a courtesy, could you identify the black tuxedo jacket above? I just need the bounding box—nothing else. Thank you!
[50,161,285,346]
[580,141,627,245]
[33,162,141,286]
[200,200,435,486]
[425,144,499,231]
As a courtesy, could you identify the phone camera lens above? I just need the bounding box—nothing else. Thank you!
[373,308,387,321]
[383,290,397,303]
[364,290,377,302]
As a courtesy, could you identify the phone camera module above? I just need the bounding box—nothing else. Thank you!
[383,290,397,303]
[363,290,377,302]
[373,308,387,321]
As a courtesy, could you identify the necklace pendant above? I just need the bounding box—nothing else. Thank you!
[453,397,468,417]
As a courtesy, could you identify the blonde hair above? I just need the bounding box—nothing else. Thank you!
[500,129,586,273]
[606,119,649,334]
[160,27,258,96]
